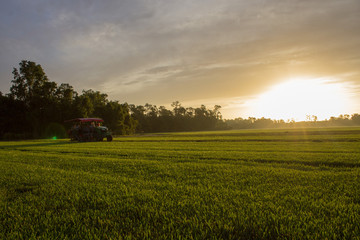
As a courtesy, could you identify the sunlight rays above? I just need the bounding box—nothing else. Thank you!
[244,77,354,121]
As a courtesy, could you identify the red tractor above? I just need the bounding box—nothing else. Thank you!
[65,118,113,142]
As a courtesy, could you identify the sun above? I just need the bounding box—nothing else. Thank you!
[246,77,353,121]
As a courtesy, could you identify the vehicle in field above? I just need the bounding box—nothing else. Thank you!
[65,118,113,142]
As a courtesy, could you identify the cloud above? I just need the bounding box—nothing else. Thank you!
[1,0,359,117]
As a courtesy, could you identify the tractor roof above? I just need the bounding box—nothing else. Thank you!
[65,118,104,123]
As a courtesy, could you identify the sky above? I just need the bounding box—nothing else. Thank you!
[1,0,360,120]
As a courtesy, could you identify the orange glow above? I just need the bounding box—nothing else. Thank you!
[244,77,354,121]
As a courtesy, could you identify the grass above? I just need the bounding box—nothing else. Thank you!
[1,127,360,239]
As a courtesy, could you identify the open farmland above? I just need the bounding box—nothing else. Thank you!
[1,128,360,239]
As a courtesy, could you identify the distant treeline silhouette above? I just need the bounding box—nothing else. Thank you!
[129,102,225,133]
[0,60,224,139]
[0,60,137,139]
[225,115,360,129]
[1,60,360,139]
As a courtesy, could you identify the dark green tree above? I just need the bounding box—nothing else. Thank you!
[102,101,137,135]
[1,60,137,139]
[9,60,58,137]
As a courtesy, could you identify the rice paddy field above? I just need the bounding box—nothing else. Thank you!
[1,127,360,239]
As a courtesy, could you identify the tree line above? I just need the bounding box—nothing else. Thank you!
[0,60,225,139]
[0,60,138,139]
[129,102,225,133]
[1,60,360,139]
[225,114,360,129]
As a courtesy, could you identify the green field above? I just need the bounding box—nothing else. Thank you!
[1,128,360,239]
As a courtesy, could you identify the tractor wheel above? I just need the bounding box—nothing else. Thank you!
[107,135,113,142]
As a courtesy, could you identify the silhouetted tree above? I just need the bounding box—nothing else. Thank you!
[1,60,137,139]
[102,102,136,135]
[128,102,226,133]
[9,60,59,137]
[3,60,360,139]
[352,114,360,125]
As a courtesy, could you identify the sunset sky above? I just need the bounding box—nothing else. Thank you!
[1,0,360,120]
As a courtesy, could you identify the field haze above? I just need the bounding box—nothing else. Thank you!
[1,128,360,239]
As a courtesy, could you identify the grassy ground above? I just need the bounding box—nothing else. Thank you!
[1,128,360,239]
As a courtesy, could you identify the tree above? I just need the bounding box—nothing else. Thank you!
[352,114,360,125]
[10,60,55,103]
[56,83,75,103]
[159,106,173,117]
[81,89,108,116]
[145,103,158,118]
[212,105,222,120]
[0,93,29,138]
[1,60,138,139]
[102,101,137,135]
[129,104,147,132]
[9,60,59,137]
[171,101,186,116]
[55,83,77,121]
